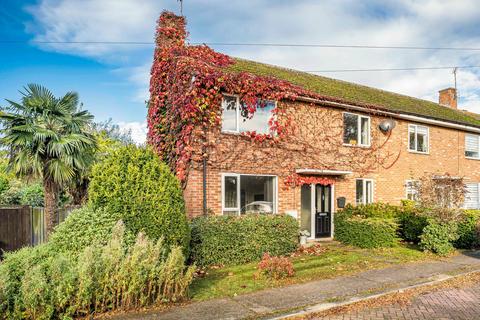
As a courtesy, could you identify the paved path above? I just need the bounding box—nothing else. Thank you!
[317,282,480,320]
[115,251,480,320]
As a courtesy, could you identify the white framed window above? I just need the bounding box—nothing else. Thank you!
[221,173,278,215]
[343,112,370,147]
[221,95,276,134]
[464,183,480,209]
[408,124,429,153]
[405,180,419,201]
[465,134,480,159]
[356,179,373,205]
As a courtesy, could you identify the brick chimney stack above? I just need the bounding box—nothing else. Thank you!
[438,87,457,109]
[155,11,187,48]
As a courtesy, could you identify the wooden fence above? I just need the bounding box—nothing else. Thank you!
[0,206,77,258]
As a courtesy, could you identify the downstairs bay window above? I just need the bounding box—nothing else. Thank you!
[222,174,277,215]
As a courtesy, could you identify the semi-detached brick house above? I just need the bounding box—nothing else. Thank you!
[149,12,480,241]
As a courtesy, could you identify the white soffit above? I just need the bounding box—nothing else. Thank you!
[296,169,353,176]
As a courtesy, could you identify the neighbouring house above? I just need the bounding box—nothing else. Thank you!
[148,11,480,240]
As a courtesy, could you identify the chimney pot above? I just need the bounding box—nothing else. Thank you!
[438,87,457,109]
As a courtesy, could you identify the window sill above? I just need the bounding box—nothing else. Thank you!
[465,156,480,161]
[408,150,429,155]
[343,143,371,149]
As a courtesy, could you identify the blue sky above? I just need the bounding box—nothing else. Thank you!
[2,0,480,143]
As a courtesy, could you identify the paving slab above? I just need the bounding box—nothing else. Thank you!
[112,251,480,320]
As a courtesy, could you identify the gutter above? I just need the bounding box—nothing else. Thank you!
[297,96,480,134]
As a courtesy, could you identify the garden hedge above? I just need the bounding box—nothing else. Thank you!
[88,145,190,252]
[454,210,480,249]
[334,204,400,248]
[190,214,298,266]
[419,221,459,255]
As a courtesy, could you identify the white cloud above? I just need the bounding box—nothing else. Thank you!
[117,121,147,144]
[26,0,480,114]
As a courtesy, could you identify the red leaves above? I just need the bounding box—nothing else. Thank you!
[284,173,335,188]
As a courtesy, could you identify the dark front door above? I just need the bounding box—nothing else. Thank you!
[315,184,331,238]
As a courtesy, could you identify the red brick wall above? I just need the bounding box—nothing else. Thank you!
[183,100,480,217]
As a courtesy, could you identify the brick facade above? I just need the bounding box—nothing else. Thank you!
[183,99,480,222]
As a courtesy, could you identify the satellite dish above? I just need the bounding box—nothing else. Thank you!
[379,119,396,133]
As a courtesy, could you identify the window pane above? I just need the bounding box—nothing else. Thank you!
[360,117,369,145]
[356,180,364,204]
[221,96,237,132]
[224,176,238,209]
[240,175,275,214]
[409,127,416,150]
[300,184,312,235]
[365,181,372,204]
[465,183,479,209]
[344,113,358,144]
[417,133,427,152]
[240,101,275,134]
[466,135,479,158]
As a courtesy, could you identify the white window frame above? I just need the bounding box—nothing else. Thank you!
[221,173,278,215]
[343,112,371,147]
[356,178,374,205]
[408,124,429,154]
[405,180,419,201]
[220,95,277,134]
[465,134,480,160]
[464,182,480,209]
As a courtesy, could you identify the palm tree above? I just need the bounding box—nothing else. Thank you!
[0,84,97,237]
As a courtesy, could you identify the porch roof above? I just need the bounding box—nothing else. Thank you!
[295,169,353,176]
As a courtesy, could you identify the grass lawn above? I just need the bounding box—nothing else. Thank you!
[190,242,440,301]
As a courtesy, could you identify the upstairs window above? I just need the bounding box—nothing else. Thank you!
[221,95,275,134]
[465,134,480,159]
[343,113,370,146]
[356,179,373,205]
[408,124,429,153]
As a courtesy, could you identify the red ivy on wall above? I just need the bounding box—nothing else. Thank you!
[283,173,336,188]
[147,11,382,184]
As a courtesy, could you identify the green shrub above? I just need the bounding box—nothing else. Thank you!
[190,214,298,266]
[48,206,135,253]
[397,207,428,243]
[88,145,190,252]
[419,221,459,255]
[0,222,195,319]
[19,183,44,207]
[338,203,400,219]
[454,210,480,249]
[334,209,399,248]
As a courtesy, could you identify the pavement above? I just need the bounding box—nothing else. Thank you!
[114,251,480,320]
[316,281,480,320]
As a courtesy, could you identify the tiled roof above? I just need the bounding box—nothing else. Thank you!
[226,58,480,128]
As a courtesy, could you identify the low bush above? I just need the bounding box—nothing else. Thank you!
[190,214,298,266]
[419,221,459,255]
[397,207,429,243]
[88,145,190,253]
[0,222,195,319]
[48,205,135,253]
[337,203,400,219]
[255,253,294,280]
[454,210,480,249]
[334,213,399,248]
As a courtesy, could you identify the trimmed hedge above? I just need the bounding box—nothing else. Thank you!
[190,214,298,266]
[88,145,190,253]
[334,215,399,248]
[397,209,429,243]
[455,210,480,249]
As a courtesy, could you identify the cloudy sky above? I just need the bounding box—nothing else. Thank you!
[2,0,480,143]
